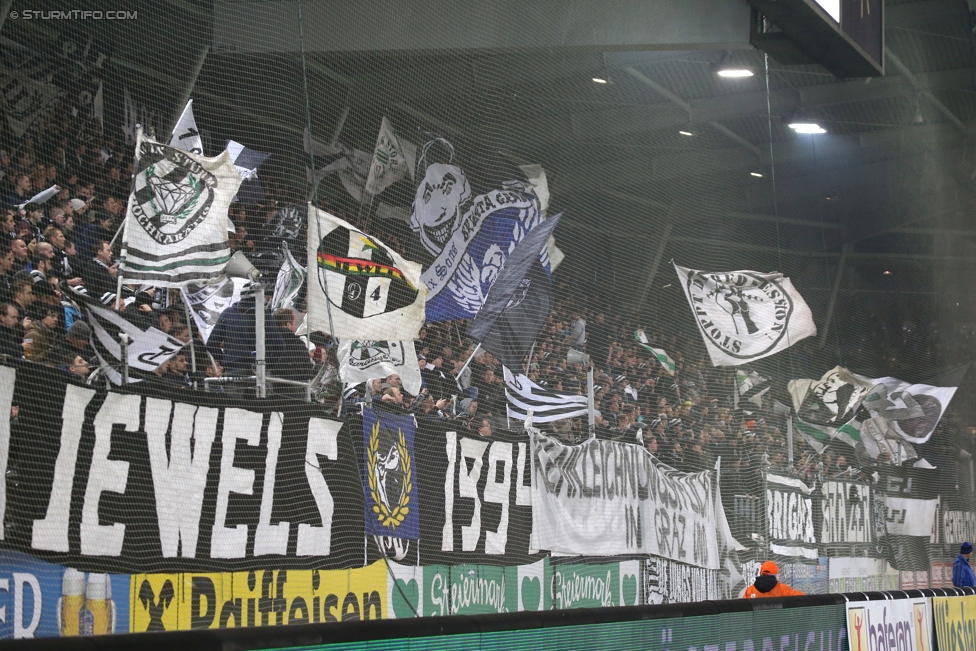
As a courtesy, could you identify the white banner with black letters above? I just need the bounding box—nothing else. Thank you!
[765,473,818,559]
[528,430,720,568]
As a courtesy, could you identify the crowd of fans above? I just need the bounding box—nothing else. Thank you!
[0,107,971,519]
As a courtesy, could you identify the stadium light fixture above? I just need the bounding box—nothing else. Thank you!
[717,68,754,78]
[788,122,827,134]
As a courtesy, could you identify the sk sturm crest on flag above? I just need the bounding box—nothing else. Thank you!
[674,264,816,366]
[338,339,422,395]
[120,128,241,286]
[307,206,425,340]
[362,408,419,540]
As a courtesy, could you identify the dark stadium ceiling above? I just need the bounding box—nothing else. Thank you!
[4,0,976,263]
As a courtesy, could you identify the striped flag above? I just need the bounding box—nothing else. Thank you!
[503,366,588,423]
[120,128,241,286]
[635,329,675,375]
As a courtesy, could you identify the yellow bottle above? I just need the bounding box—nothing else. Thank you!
[80,573,113,635]
[59,568,86,637]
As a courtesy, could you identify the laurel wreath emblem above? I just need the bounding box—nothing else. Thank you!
[366,421,412,528]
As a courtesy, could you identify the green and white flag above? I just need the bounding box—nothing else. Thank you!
[635,329,675,375]
[364,117,416,195]
[120,128,241,286]
[793,415,861,453]
[734,367,770,411]
[270,242,307,311]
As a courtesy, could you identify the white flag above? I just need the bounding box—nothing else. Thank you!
[306,205,425,340]
[120,129,242,286]
[674,264,816,366]
[85,301,185,384]
[93,81,104,132]
[170,99,203,155]
[337,340,422,395]
[860,376,957,445]
[364,117,416,195]
[270,243,306,311]
[16,184,59,210]
[181,278,248,343]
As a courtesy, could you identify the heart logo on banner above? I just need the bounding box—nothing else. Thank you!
[521,576,541,611]
[622,574,638,606]
[392,579,419,618]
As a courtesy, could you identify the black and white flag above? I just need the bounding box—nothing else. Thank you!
[84,301,186,384]
[338,340,422,395]
[304,128,372,203]
[503,366,588,423]
[733,367,770,411]
[122,86,164,146]
[270,242,306,312]
[120,128,242,286]
[169,99,203,155]
[791,366,874,428]
[181,277,248,343]
[364,117,416,195]
[0,67,63,138]
[674,264,816,366]
[227,139,270,204]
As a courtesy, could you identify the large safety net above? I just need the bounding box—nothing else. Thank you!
[0,0,975,639]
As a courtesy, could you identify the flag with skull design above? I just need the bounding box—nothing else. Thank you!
[409,137,550,322]
[363,407,420,539]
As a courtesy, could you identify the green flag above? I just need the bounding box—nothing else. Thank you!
[635,329,675,375]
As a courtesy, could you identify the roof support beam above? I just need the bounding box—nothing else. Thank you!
[623,67,763,156]
[214,0,752,54]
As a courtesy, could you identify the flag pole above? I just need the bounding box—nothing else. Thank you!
[115,123,143,310]
[182,292,198,377]
[457,343,481,380]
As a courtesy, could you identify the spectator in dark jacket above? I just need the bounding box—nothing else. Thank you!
[0,302,23,358]
[270,308,314,383]
[206,293,282,376]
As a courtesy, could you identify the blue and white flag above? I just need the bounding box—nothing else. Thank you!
[363,408,420,540]
[410,140,548,322]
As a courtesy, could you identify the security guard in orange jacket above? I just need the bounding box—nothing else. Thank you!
[744,561,805,598]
